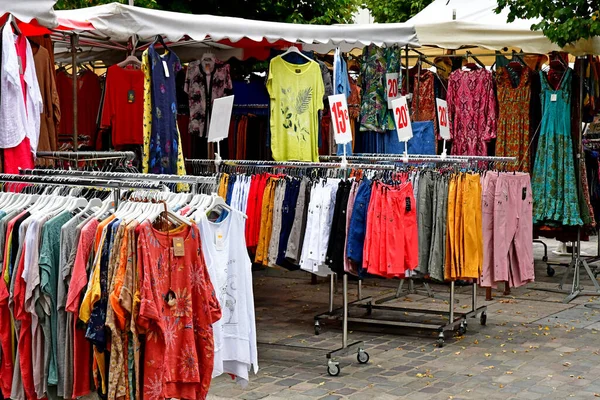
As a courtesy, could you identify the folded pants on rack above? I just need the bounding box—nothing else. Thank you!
[344,180,360,276]
[255,178,277,265]
[462,174,483,279]
[268,181,287,267]
[494,173,534,287]
[429,175,448,282]
[385,182,418,276]
[326,180,352,275]
[347,178,372,268]
[286,179,310,264]
[417,172,436,275]
[277,178,301,268]
[481,172,499,288]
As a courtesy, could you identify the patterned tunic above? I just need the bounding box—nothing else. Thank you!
[447,69,497,156]
[137,222,221,400]
[495,66,532,172]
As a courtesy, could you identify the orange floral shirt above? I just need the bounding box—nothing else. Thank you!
[137,221,221,400]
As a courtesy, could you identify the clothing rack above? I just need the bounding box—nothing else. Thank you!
[20,169,217,194]
[185,158,397,173]
[0,173,168,208]
[321,154,517,164]
[36,151,137,163]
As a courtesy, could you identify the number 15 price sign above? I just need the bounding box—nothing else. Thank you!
[328,94,352,145]
[391,96,412,142]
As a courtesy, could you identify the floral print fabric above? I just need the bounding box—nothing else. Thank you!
[359,44,401,133]
[532,69,583,226]
[137,221,221,400]
[411,70,437,143]
[447,69,497,155]
[495,66,532,172]
[184,60,232,138]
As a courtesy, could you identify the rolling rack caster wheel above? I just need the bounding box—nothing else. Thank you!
[327,360,340,377]
[366,303,373,316]
[314,321,321,336]
[458,321,467,335]
[542,255,548,262]
[357,349,370,364]
[437,332,445,348]
[480,312,487,326]
[547,266,555,277]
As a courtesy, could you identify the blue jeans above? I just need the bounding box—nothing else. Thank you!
[346,178,372,265]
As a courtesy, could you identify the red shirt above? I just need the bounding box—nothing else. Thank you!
[101,65,144,148]
[137,222,221,400]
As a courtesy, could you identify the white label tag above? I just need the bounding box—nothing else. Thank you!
[162,60,170,78]
[328,94,352,145]
[385,73,400,109]
[435,98,451,140]
[391,96,413,142]
[551,93,557,102]
[215,229,225,251]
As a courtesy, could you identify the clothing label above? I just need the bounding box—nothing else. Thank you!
[405,197,411,212]
[551,93,557,102]
[522,187,527,200]
[17,57,23,75]
[386,73,400,109]
[391,96,413,142]
[162,60,170,78]
[295,69,301,74]
[215,229,225,251]
[328,94,352,144]
[435,98,451,140]
[173,237,185,257]
[127,89,135,104]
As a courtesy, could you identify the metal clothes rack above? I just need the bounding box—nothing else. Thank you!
[0,173,168,208]
[185,158,402,375]
[20,169,217,194]
[36,151,137,164]
[313,155,499,357]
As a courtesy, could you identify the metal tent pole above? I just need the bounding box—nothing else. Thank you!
[70,33,79,150]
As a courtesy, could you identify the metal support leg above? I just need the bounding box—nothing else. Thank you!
[343,274,348,348]
[329,274,335,313]
[472,282,477,312]
[449,281,455,323]
[395,280,405,297]
[357,280,362,301]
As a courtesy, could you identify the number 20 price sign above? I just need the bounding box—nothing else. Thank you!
[435,98,451,140]
[328,94,352,144]
[391,96,412,142]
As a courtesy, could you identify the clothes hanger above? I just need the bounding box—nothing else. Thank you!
[117,55,142,69]
[280,45,313,63]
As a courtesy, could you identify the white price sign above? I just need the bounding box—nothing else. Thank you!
[391,96,412,142]
[329,94,352,145]
[207,95,234,143]
[386,73,400,109]
[436,98,451,140]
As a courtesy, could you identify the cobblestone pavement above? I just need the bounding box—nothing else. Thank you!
[208,238,600,399]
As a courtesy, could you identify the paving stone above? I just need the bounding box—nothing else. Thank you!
[275,378,302,387]
[240,392,270,400]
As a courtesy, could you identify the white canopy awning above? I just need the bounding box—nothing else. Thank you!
[0,0,58,28]
[408,0,600,55]
[56,3,420,52]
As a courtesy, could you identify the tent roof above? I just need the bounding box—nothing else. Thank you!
[408,0,600,55]
[56,3,420,52]
[0,0,58,27]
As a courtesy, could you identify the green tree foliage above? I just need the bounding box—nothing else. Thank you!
[495,0,600,47]
[362,0,433,23]
[55,0,361,24]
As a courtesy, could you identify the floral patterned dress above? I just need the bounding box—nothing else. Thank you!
[359,44,401,133]
[447,69,497,156]
[495,65,532,172]
[137,221,221,400]
[532,69,583,226]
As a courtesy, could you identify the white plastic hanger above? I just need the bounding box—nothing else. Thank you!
[280,45,313,63]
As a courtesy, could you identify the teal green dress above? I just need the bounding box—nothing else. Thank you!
[532,69,582,226]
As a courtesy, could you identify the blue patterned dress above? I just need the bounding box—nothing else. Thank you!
[532,69,582,226]
[148,47,182,175]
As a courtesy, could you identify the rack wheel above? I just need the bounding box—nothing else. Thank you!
[366,303,373,316]
[357,350,370,364]
[547,266,555,277]
[542,255,548,262]
[327,362,340,377]
[314,321,321,336]
[437,332,445,348]
[480,312,487,326]
[458,322,467,335]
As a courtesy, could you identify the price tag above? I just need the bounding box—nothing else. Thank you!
[207,95,235,143]
[436,98,451,140]
[391,96,413,142]
[162,60,170,78]
[551,93,557,102]
[386,73,400,109]
[328,94,352,145]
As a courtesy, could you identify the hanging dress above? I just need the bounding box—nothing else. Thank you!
[532,69,582,226]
